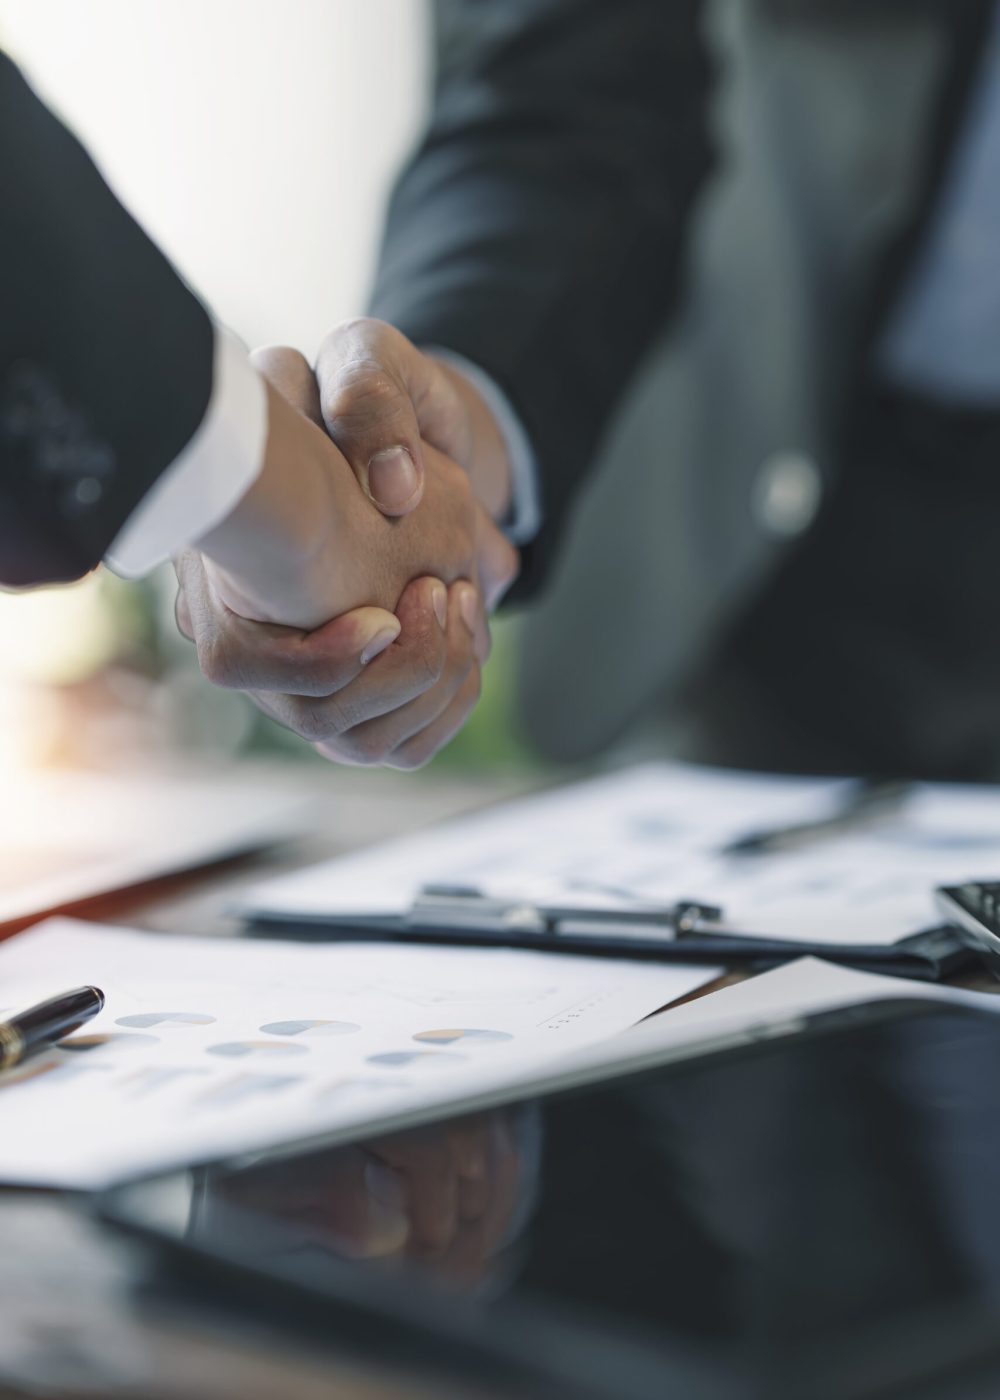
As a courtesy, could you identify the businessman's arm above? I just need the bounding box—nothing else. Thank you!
[0,50,220,585]
[319,0,714,595]
[0,51,517,766]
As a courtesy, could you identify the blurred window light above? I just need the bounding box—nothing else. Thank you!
[0,0,429,359]
[0,573,120,687]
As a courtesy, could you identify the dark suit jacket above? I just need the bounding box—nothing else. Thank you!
[0,53,213,586]
[370,0,714,597]
[369,0,994,602]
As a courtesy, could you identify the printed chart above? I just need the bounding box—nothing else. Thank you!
[0,919,716,1188]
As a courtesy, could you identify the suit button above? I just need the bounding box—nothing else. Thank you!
[73,477,104,506]
[753,450,822,537]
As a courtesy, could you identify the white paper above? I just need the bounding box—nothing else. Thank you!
[0,918,717,1188]
[241,761,1000,945]
[0,769,310,928]
[469,956,1000,1117]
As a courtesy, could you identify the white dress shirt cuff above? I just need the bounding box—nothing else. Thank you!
[106,326,268,578]
[425,347,542,545]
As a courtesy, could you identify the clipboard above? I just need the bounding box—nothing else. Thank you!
[249,887,976,983]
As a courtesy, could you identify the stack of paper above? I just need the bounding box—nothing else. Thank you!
[0,918,718,1188]
[240,762,1000,945]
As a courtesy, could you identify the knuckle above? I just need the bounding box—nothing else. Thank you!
[335,314,384,339]
[342,726,394,767]
[313,736,361,767]
[251,343,309,368]
[337,364,400,407]
[413,631,447,688]
[281,696,344,744]
[272,642,348,698]
[326,358,403,416]
[340,318,419,377]
[250,345,313,388]
[388,743,433,772]
[197,635,240,690]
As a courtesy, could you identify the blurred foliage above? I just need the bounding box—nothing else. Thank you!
[0,567,545,774]
[429,614,540,772]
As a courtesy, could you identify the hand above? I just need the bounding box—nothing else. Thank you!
[195,375,513,629]
[310,318,514,525]
[176,356,518,767]
[357,1112,529,1283]
[197,1112,530,1286]
[176,561,491,768]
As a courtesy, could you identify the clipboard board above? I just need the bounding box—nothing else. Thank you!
[247,888,976,982]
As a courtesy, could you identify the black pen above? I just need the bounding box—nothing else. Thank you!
[722,779,911,857]
[0,986,105,1070]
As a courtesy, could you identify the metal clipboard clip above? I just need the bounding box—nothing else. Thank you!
[404,885,971,980]
[407,885,727,942]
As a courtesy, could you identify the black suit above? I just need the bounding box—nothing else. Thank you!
[369,0,714,597]
[370,0,1000,780]
[0,53,213,587]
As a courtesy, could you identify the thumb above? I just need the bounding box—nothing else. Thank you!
[250,345,323,427]
[315,320,428,516]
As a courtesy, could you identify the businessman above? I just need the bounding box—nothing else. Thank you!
[256,0,1000,781]
[0,51,517,769]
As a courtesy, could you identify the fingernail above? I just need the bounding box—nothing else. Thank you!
[431,582,448,630]
[360,623,400,666]
[457,584,479,634]
[368,447,419,510]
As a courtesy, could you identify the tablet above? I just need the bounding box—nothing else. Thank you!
[102,998,1000,1400]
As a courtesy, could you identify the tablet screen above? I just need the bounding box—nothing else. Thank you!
[109,1002,1000,1397]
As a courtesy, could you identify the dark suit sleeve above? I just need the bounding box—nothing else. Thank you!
[0,52,214,586]
[368,0,714,596]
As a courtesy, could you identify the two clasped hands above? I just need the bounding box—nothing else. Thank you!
[176,320,519,769]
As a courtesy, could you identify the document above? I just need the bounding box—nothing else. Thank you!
[241,762,1000,945]
[524,955,1000,1091]
[0,918,717,1188]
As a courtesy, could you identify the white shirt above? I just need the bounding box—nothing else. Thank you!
[105,326,267,577]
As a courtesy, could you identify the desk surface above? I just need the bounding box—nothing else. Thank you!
[0,765,541,1400]
[1,762,995,1400]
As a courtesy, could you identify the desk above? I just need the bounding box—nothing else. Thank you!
[0,763,995,1399]
[0,765,540,1400]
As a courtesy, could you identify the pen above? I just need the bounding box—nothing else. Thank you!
[0,985,105,1070]
[721,779,911,857]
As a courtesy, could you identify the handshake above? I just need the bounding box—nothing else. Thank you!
[177,320,520,769]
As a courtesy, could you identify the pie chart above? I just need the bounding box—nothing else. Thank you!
[259,1019,360,1038]
[207,1040,309,1059]
[117,1011,216,1028]
[367,1050,466,1069]
[413,1028,513,1046]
